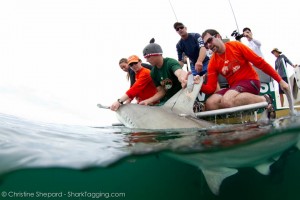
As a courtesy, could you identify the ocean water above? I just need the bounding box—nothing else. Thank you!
[1,112,300,200]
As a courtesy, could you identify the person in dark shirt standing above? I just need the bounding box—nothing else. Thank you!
[174,22,210,76]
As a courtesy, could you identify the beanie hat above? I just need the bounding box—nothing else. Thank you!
[143,39,163,58]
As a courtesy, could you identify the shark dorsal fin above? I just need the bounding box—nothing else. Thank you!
[163,76,203,116]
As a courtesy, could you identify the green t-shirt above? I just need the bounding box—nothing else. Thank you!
[150,57,182,104]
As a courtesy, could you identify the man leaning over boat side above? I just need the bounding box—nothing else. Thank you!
[138,39,188,105]
[110,55,158,111]
[118,57,153,104]
[198,29,289,112]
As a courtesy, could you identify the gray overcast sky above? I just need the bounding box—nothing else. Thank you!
[0,0,299,125]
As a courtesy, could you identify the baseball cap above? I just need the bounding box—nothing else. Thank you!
[173,22,184,29]
[127,55,140,65]
[271,48,282,54]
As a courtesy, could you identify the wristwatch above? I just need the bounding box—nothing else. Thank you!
[117,99,123,105]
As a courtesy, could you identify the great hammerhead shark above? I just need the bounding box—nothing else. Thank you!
[98,77,213,129]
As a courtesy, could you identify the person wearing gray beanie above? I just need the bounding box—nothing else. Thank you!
[143,43,163,58]
[140,39,188,105]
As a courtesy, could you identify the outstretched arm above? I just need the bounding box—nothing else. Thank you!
[282,54,296,67]
[279,79,290,92]
[195,47,207,73]
[139,86,165,106]
[110,94,130,111]
[174,69,188,88]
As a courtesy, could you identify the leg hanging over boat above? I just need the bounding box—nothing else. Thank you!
[264,94,276,119]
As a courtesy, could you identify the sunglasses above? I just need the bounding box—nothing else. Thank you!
[129,62,138,67]
[204,35,216,49]
[175,26,184,31]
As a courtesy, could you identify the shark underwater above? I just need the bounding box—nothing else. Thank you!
[162,88,300,196]
[98,74,300,195]
[96,71,300,195]
[162,114,300,195]
[98,77,213,129]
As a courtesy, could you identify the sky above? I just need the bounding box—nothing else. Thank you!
[0,0,299,126]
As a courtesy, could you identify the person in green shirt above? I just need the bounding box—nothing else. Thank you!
[139,39,188,105]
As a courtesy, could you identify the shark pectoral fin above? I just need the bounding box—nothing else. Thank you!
[255,155,285,175]
[201,167,238,195]
[163,76,204,116]
[254,160,275,175]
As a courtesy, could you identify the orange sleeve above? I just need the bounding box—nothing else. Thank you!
[201,54,219,94]
[236,42,282,83]
[126,68,152,99]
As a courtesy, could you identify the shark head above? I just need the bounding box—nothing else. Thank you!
[115,77,213,129]
[116,104,212,129]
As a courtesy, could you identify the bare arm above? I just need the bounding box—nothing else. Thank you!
[110,94,130,111]
[174,68,188,88]
[139,86,165,105]
[279,79,290,92]
[195,46,207,73]
[178,60,185,67]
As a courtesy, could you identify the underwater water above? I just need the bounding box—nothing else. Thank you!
[1,112,300,200]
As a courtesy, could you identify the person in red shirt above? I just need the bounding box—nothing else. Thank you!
[110,55,158,111]
[200,29,289,111]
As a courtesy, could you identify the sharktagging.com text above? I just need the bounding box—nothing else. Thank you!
[1,191,126,198]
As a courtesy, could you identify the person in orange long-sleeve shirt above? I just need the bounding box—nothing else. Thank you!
[110,55,158,111]
[200,29,289,112]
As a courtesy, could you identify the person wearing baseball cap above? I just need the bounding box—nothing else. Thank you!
[118,57,153,88]
[271,48,298,107]
[110,55,158,111]
[140,39,188,105]
[173,22,210,76]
